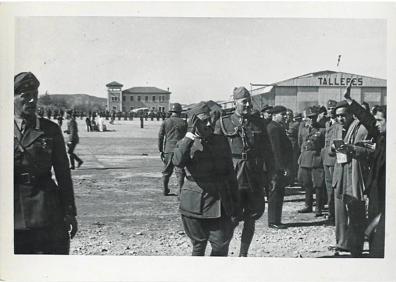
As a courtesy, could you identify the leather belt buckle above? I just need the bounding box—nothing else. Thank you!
[241,152,247,160]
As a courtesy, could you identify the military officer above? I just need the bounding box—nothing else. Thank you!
[65,110,83,170]
[266,105,293,229]
[172,102,241,256]
[158,103,187,196]
[14,72,78,254]
[321,99,340,224]
[215,87,272,256]
[297,106,326,216]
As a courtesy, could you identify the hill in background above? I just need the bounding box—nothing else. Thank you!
[38,93,107,112]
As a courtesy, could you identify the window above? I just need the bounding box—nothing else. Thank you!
[130,96,134,101]
[111,96,118,102]
[138,96,141,101]
[152,96,156,102]
[145,96,148,102]
[122,96,125,102]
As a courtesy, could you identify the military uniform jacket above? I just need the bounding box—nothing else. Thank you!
[158,116,187,153]
[66,119,79,143]
[298,124,325,168]
[14,117,77,230]
[172,134,240,219]
[266,121,293,173]
[215,113,273,191]
[286,120,301,153]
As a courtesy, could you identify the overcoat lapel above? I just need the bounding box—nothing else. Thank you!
[21,117,44,147]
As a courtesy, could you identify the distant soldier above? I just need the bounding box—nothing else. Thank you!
[64,110,83,169]
[140,112,144,128]
[261,105,273,128]
[37,107,44,118]
[172,102,242,256]
[57,114,64,128]
[14,72,77,254]
[123,112,127,120]
[216,87,273,256]
[286,112,302,184]
[129,111,133,121]
[158,103,187,196]
[85,116,91,132]
[46,108,52,119]
[156,112,161,121]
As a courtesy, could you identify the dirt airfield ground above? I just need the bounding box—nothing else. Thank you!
[62,117,366,258]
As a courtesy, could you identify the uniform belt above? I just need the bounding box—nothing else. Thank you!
[14,172,51,185]
[232,153,261,160]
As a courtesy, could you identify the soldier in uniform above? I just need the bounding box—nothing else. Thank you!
[65,110,83,170]
[14,72,78,254]
[172,102,241,256]
[261,105,273,128]
[297,106,326,216]
[266,105,293,229]
[321,100,340,224]
[158,103,187,196]
[215,87,272,256]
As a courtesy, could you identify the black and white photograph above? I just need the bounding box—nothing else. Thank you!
[1,2,396,281]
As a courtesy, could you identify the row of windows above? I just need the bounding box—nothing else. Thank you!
[121,95,168,102]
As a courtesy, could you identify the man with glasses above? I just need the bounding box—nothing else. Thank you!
[172,102,241,256]
[330,99,372,257]
[14,72,78,254]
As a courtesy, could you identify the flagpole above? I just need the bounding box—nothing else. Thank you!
[337,55,342,100]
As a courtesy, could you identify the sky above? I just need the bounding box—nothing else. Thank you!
[15,17,386,104]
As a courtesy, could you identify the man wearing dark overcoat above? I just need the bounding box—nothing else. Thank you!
[65,110,83,170]
[266,105,293,229]
[158,103,187,196]
[172,102,241,256]
[344,88,386,258]
[215,87,272,256]
[14,72,78,254]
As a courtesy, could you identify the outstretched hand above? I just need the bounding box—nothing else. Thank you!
[343,80,353,100]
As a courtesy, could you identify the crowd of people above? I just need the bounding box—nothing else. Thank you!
[14,71,386,259]
[159,84,386,258]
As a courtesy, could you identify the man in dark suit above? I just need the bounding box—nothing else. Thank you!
[158,103,187,196]
[266,105,293,229]
[215,87,272,256]
[14,72,78,254]
[172,102,241,256]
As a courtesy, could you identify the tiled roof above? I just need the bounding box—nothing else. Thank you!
[123,87,171,94]
[106,81,123,87]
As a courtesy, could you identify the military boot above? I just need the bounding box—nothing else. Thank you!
[162,176,170,196]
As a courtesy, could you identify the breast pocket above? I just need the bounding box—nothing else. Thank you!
[31,137,54,172]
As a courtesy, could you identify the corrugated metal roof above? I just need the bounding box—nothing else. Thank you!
[123,87,171,94]
[273,70,386,87]
[106,81,123,87]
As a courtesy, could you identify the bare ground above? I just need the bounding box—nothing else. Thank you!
[63,118,367,258]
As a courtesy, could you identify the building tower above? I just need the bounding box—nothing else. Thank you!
[106,81,124,112]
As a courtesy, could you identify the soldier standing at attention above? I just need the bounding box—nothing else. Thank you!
[266,105,293,229]
[14,72,78,254]
[172,102,241,256]
[65,110,83,170]
[215,87,272,256]
[158,103,187,196]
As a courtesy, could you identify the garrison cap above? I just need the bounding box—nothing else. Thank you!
[14,72,40,95]
[305,106,319,117]
[335,100,349,110]
[169,103,183,113]
[233,87,251,100]
[261,105,273,113]
[327,99,337,108]
[271,105,287,115]
[188,101,211,117]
